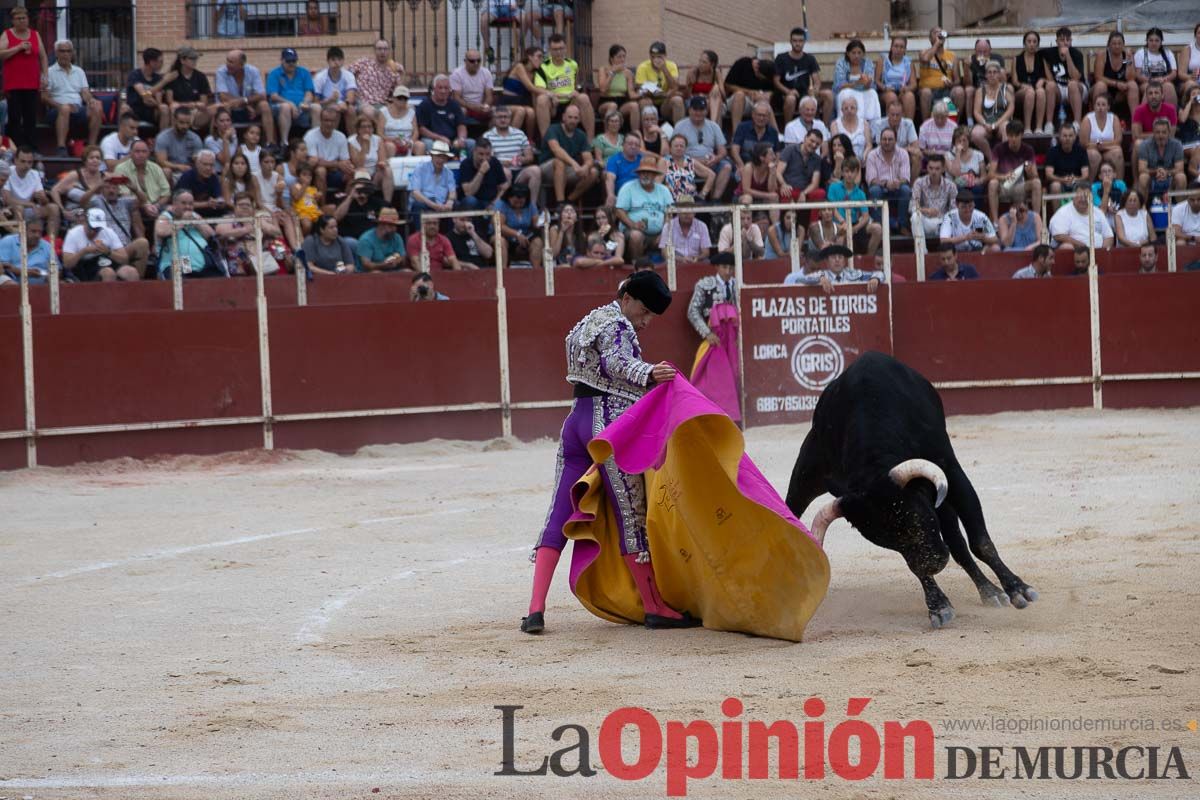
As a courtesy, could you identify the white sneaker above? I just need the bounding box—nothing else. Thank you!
[1041,122,1054,135]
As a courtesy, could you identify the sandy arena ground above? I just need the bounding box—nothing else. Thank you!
[1,408,1198,799]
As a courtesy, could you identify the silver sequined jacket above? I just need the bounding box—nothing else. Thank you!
[565,301,654,402]
[687,274,736,339]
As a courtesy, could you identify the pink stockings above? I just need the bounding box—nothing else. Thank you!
[528,546,561,615]
[527,547,683,620]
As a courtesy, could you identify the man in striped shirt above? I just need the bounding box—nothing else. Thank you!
[485,105,541,202]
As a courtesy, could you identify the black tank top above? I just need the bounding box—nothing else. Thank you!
[1015,52,1042,87]
[1102,52,1128,82]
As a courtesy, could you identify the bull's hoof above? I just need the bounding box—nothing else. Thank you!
[1007,584,1039,609]
[978,582,1009,607]
[928,604,956,629]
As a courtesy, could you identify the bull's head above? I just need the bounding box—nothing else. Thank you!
[809,459,948,546]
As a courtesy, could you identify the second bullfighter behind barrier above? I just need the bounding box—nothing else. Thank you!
[785,351,1039,628]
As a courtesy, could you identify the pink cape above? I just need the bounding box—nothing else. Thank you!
[690,303,742,422]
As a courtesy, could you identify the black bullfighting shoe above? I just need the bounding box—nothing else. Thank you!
[520,612,545,634]
[644,610,702,629]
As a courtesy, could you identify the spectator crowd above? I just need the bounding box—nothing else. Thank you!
[2,20,1200,289]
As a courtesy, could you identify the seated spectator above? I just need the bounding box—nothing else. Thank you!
[0,219,52,285]
[417,74,469,155]
[572,235,625,268]
[349,39,405,129]
[673,96,733,199]
[1172,192,1200,245]
[457,136,507,212]
[593,110,625,164]
[1012,243,1055,278]
[357,207,409,272]
[216,49,275,143]
[911,153,957,239]
[717,205,765,262]
[333,170,384,239]
[591,206,625,261]
[598,44,640,132]
[177,150,227,218]
[1133,28,1179,108]
[661,195,712,263]
[534,33,594,139]
[827,156,883,256]
[790,243,883,294]
[1137,119,1187,200]
[116,139,172,224]
[156,106,204,183]
[538,103,599,205]
[123,47,167,131]
[90,173,150,277]
[498,47,541,138]
[723,53,776,133]
[305,107,354,192]
[485,105,539,198]
[1091,31,1139,119]
[408,139,457,224]
[986,121,1042,225]
[765,210,803,260]
[1041,26,1087,124]
[205,107,239,173]
[775,28,830,124]
[51,145,105,229]
[777,129,826,207]
[739,143,779,210]
[1115,190,1154,247]
[821,133,855,186]
[1044,121,1090,196]
[496,184,543,267]
[410,270,449,301]
[783,96,831,153]
[731,102,780,171]
[615,160,672,259]
[100,113,140,170]
[604,131,643,205]
[997,198,1043,252]
[945,124,985,205]
[829,93,872,159]
[634,41,685,124]
[254,149,301,250]
[154,190,214,277]
[313,46,360,134]
[43,38,102,155]
[876,36,917,121]
[63,208,136,282]
[290,162,322,236]
[215,192,283,274]
[929,243,979,280]
[637,104,670,157]
[865,127,911,234]
[213,0,248,37]
[685,49,724,124]
[1070,244,1092,274]
[267,48,315,146]
[381,85,423,155]
[918,27,965,121]
[408,216,462,271]
[833,38,880,123]
[220,150,256,205]
[451,48,494,125]
[1138,242,1159,273]
[872,100,921,178]
[447,215,495,269]
[3,146,61,240]
[805,205,845,257]
[1080,93,1125,180]
[919,100,956,159]
[1131,80,1178,147]
[164,46,215,132]
[970,59,1013,155]
[963,39,1004,125]
[939,194,1000,253]
[1049,186,1114,250]
[349,116,394,203]
[299,0,329,34]
[1091,161,1126,221]
[302,214,355,274]
[662,132,714,201]
[548,203,583,266]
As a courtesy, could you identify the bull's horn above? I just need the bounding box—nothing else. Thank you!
[889,459,949,508]
[808,499,842,546]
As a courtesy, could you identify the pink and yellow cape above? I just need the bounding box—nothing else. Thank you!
[564,377,830,642]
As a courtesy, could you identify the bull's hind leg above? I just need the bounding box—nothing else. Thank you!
[938,502,1008,607]
[946,464,1039,608]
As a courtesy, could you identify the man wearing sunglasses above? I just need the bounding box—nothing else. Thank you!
[451,49,495,124]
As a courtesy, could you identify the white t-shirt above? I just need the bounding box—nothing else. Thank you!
[349,135,382,172]
[63,224,123,255]
[100,132,134,164]
[1049,203,1114,245]
[380,105,416,140]
[4,168,42,202]
[313,68,358,102]
[782,117,831,146]
[240,144,262,176]
[1172,201,1200,238]
[46,63,89,106]
[303,128,350,162]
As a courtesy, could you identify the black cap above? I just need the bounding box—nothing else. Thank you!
[649,41,667,55]
[817,244,854,261]
[688,95,708,111]
[621,270,672,314]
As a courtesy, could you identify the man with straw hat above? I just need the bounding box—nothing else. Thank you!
[614,158,673,260]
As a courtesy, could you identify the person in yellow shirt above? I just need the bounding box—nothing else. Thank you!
[635,40,686,123]
[533,32,595,139]
[919,27,965,121]
[290,162,322,236]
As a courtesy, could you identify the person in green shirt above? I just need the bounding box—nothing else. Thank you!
[356,207,408,271]
[533,33,595,140]
[114,138,172,224]
[537,103,600,205]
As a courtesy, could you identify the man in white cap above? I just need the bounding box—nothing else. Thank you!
[408,139,457,228]
[62,208,137,282]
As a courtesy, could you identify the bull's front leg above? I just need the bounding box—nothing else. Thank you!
[904,537,954,628]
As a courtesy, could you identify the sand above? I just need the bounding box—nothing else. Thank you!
[1,408,1197,799]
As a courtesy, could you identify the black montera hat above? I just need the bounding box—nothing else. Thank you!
[817,244,854,261]
[621,270,672,314]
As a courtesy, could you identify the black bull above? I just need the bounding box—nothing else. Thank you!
[785,351,1038,628]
